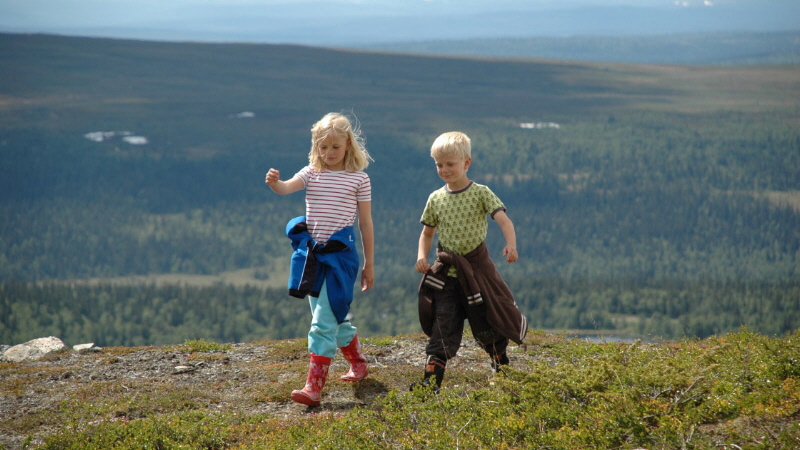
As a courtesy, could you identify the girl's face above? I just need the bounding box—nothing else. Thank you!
[317,132,348,171]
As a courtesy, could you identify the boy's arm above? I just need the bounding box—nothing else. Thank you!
[415,225,436,273]
[265,168,304,195]
[493,210,518,263]
[357,201,375,291]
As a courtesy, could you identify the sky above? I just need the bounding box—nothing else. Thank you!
[1,0,797,46]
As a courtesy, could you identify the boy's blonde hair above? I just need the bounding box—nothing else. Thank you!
[309,112,373,172]
[430,131,471,161]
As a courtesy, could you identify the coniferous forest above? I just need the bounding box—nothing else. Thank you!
[1,33,798,346]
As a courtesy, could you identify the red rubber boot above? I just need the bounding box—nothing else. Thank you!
[339,334,369,382]
[291,353,331,407]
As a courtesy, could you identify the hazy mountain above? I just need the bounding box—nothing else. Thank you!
[0,0,798,46]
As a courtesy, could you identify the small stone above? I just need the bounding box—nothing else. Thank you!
[74,343,101,352]
[173,365,196,374]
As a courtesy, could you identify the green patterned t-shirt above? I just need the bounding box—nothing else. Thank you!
[420,182,506,256]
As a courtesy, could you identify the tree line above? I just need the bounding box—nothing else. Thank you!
[2,276,797,347]
[1,34,798,346]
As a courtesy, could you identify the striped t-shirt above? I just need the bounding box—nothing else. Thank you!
[294,166,372,243]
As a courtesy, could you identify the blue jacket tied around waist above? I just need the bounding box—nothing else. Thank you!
[286,216,359,324]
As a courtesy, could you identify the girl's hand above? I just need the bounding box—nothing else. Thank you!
[361,265,374,292]
[502,246,518,263]
[415,258,430,274]
[265,168,281,186]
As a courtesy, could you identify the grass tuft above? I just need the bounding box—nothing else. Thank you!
[3,329,798,449]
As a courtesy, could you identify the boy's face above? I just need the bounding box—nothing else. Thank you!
[433,153,471,190]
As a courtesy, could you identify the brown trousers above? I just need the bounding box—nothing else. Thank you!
[425,275,509,361]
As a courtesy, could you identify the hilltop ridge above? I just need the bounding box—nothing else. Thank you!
[2,329,799,449]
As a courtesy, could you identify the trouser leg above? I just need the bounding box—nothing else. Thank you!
[425,276,467,361]
[308,282,339,359]
[467,302,510,372]
[416,277,467,391]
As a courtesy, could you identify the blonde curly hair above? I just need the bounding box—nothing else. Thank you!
[308,112,373,171]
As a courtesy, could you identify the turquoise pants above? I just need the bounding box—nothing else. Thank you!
[307,281,357,358]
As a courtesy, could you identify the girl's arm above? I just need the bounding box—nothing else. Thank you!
[493,210,518,263]
[265,168,304,195]
[415,225,436,273]
[357,200,375,292]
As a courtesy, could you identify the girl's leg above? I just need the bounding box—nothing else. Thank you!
[332,293,366,381]
[307,282,338,359]
[335,321,358,348]
[338,329,368,382]
[293,282,337,406]
[290,353,331,407]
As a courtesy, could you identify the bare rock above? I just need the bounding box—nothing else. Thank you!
[1,336,67,362]
[173,365,197,374]
[73,343,101,352]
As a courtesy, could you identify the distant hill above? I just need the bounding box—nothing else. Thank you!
[1,33,798,345]
[359,31,800,65]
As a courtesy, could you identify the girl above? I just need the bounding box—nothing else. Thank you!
[265,112,374,407]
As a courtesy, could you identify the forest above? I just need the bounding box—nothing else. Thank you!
[2,277,798,347]
[1,33,798,347]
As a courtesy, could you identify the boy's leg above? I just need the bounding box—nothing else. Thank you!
[410,355,446,393]
[425,276,467,359]
[414,277,467,391]
[467,304,510,372]
[490,351,510,373]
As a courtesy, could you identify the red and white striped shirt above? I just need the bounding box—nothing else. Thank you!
[294,166,371,243]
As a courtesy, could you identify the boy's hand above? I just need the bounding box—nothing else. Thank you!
[502,246,518,263]
[415,258,430,274]
[265,168,280,186]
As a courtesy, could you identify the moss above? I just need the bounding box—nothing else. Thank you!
[4,330,799,449]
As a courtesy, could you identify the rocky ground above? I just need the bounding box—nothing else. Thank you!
[0,333,540,449]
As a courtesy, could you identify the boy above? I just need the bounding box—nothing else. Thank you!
[413,131,528,391]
